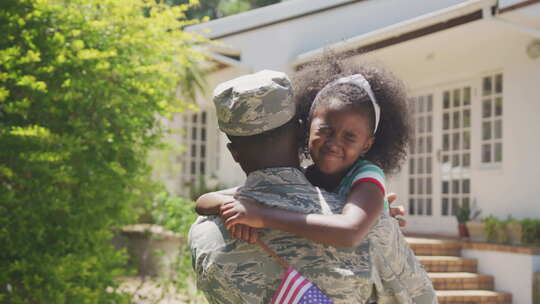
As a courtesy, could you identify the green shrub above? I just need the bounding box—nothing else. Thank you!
[483,216,508,243]
[522,218,540,246]
[151,192,200,294]
[0,0,206,302]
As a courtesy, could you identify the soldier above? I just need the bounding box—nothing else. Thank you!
[188,70,436,303]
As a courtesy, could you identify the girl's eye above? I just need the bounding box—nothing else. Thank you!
[318,126,332,135]
[345,134,357,142]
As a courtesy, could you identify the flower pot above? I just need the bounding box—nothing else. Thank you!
[458,223,470,239]
[466,221,486,242]
[113,224,183,277]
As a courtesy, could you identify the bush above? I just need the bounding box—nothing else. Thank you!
[0,0,206,302]
[522,218,540,246]
[150,192,201,297]
[483,216,508,243]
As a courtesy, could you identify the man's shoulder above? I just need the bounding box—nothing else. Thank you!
[238,167,344,214]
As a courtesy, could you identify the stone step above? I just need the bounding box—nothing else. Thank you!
[407,237,462,256]
[436,290,512,303]
[429,273,494,290]
[418,256,477,273]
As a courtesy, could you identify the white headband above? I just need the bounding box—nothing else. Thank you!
[312,74,381,134]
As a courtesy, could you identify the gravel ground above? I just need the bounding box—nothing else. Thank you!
[117,276,206,304]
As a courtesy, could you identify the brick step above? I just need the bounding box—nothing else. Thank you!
[407,237,462,256]
[418,256,477,273]
[429,272,494,290]
[436,290,512,303]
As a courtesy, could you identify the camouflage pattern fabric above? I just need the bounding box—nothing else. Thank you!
[189,167,437,304]
[213,70,295,136]
[334,160,437,303]
[189,167,374,304]
[368,214,438,304]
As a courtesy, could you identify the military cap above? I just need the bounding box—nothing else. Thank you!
[212,70,295,136]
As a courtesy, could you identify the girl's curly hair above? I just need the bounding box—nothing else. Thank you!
[293,52,412,174]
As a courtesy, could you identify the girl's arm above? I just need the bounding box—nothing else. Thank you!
[221,182,384,248]
[195,187,238,215]
[196,187,260,244]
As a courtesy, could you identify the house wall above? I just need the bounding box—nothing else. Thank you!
[170,0,540,228]
[189,0,467,74]
[200,68,247,187]
[462,249,540,304]
[351,17,540,234]
[179,0,477,194]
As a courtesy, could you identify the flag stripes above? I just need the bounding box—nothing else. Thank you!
[271,267,333,304]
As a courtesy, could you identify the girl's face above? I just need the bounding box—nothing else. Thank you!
[308,100,374,177]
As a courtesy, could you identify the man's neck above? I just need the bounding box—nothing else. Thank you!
[245,156,300,175]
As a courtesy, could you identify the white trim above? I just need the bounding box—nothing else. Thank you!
[292,0,497,68]
[483,6,540,38]
[186,0,358,39]
[206,52,251,71]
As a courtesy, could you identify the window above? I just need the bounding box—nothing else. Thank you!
[178,110,211,194]
[481,74,503,164]
[408,95,434,216]
[441,86,472,216]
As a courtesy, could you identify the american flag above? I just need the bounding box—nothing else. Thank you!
[271,267,334,304]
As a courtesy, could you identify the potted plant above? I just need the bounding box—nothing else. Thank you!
[483,216,508,243]
[455,205,470,239]
[465,204,485,242]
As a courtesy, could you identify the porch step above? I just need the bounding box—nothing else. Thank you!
[405,237,512,302]
[429,272,494,290]
[436,290,512,304]
[418,256,477,273]
[407,237,461,256]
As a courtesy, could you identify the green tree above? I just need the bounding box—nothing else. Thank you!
[168,0,282,20]
[0,0,206,302]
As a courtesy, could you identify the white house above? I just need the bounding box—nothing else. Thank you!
[167,0,540,233]
[162,0,540,301]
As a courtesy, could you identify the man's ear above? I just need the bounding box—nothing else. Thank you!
[227,143,241,163]
[295,118,307,142]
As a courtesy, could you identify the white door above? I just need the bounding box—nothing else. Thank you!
[407,83,473,235]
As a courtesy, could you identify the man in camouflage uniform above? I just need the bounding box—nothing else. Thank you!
[188,70,436,303]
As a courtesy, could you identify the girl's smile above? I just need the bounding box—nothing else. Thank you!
[308,102,374,180]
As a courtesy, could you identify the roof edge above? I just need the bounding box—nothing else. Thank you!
[186,0,360,39]
[292,0,497,69]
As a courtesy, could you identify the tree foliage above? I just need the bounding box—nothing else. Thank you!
[168,0,282,20]
[0,0,207,302]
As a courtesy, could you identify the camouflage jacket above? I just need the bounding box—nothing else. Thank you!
[189,167,373,304]
[189,167,437,303]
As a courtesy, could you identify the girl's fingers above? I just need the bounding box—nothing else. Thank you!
[249,228,259,244]
[387,192,398,204]
[397,217,407,227]
[221,208,236,220]
[233,225,243,240]
[219,203,233,215]
[241,225,250,241]
[390,206,405,217]
[225,214,240,230]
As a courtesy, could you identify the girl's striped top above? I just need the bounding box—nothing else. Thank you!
[336,159,389,212]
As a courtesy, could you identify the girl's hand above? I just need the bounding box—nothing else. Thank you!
[220,199,265,229]
[387,193,407,227]
[229,224,259,244]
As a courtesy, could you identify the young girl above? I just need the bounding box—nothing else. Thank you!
[196,56,411,247]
